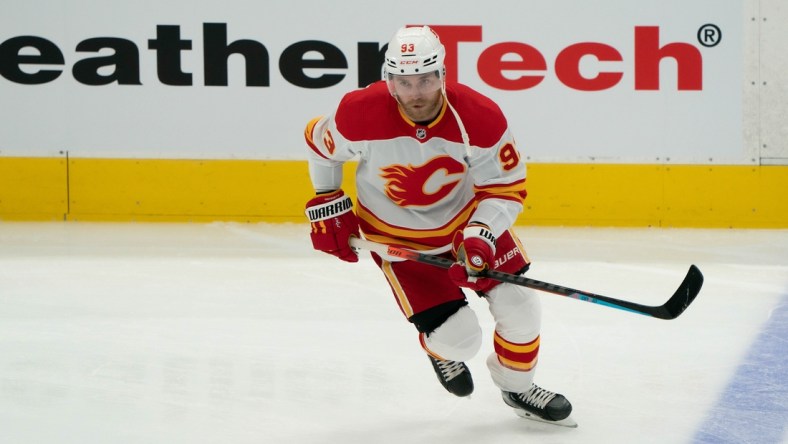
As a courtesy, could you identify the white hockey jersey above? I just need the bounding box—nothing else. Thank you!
[305,81,527,250]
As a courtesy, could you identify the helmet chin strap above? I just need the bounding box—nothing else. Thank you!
[442,82,472,158]
[386,73,472,158]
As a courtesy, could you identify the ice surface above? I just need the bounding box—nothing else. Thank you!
[0,222,786,444]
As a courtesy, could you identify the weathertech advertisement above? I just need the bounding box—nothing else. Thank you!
[2,0,742,163]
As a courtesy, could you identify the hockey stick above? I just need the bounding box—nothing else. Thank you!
[349,237,703,320]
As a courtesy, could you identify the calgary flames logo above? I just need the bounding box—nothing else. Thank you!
[380,156,466,207]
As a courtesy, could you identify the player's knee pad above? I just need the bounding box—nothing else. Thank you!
[420,305,482,362]
[486,284,542,342]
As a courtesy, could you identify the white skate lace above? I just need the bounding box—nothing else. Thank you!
[517,384,556,409]
[436,359,466,382]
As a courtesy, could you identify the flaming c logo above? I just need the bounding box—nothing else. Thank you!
[380,156,466,207]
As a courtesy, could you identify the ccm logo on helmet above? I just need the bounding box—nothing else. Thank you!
[0,23,705,91]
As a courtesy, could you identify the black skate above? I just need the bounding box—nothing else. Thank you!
[502,384,577,427]
[428,356,474,397]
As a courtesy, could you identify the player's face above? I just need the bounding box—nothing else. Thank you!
[389,72,443,122]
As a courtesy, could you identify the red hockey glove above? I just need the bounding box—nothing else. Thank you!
[448,223,497,291]
[305,190,360,263]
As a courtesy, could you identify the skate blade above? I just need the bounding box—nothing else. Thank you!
[512,408,578,428]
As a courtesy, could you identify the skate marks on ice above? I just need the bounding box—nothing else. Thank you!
[1,223,787,444]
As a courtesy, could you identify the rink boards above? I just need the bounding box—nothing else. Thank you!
[1,157,786,228]
[2,0,787,227]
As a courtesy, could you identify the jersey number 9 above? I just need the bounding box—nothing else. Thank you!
[499,143,520,171]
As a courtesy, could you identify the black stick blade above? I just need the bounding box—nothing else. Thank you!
[650,265,704,320]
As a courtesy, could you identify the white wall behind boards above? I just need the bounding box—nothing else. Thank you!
[1,0,768,164]
[755,0,788,164]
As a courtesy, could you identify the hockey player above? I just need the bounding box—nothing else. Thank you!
[303,25,573,425]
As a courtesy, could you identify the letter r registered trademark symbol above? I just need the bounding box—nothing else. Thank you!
[698,24,722,47]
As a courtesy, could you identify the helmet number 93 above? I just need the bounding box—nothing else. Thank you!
[401,43,415,53]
